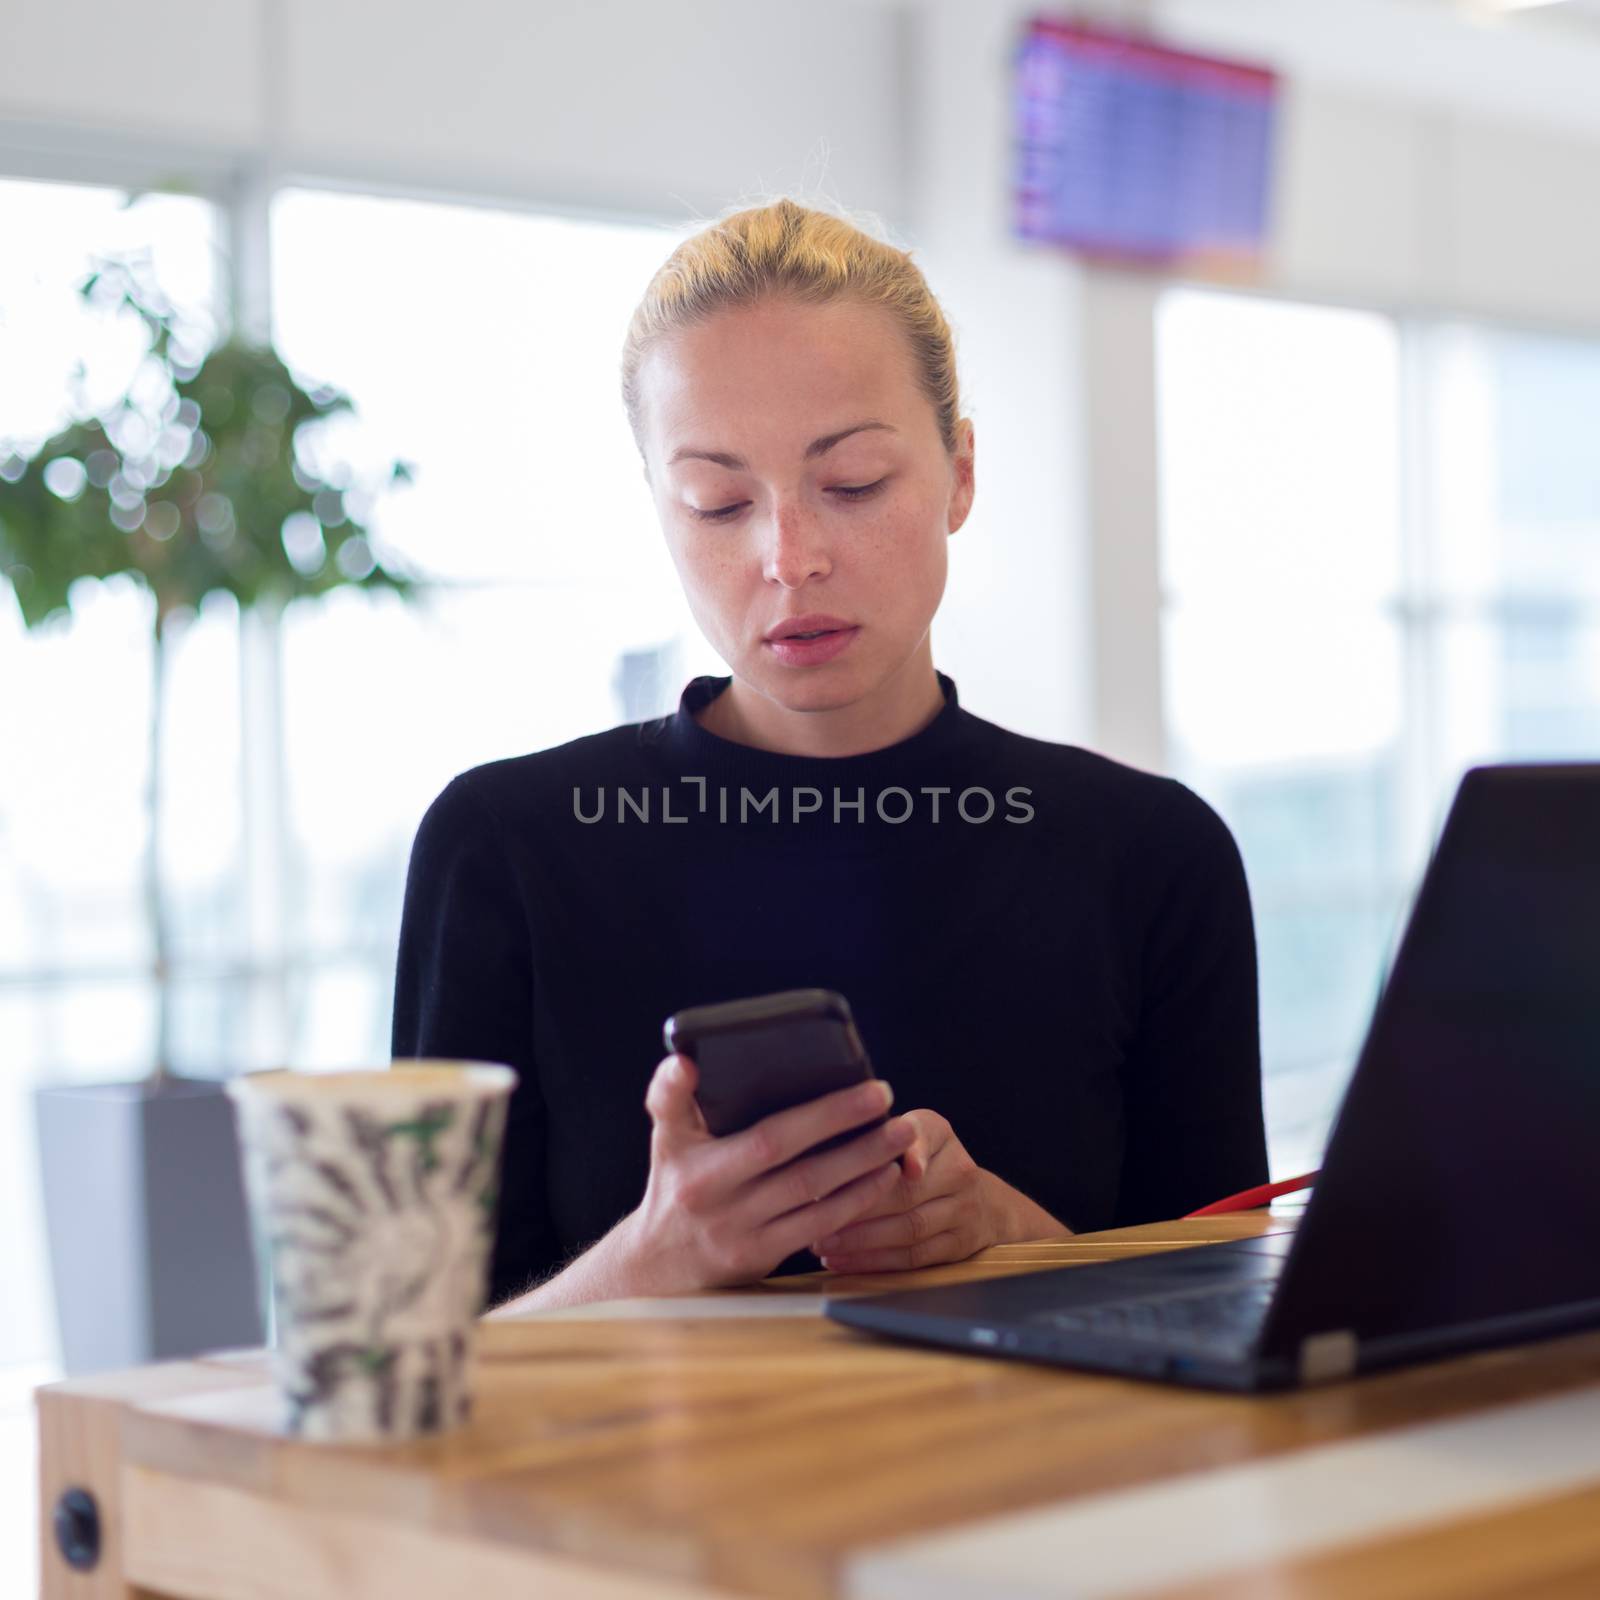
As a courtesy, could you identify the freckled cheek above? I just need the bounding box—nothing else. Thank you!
[693,556,751,606]
[858,511,945,599]
[675,548,760,639]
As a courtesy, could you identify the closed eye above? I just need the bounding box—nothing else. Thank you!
[688,479,889,523]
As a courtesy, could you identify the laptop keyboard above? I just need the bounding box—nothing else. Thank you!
[1028,1279,1276,1350]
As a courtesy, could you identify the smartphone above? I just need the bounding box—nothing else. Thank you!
[661,987,888,1155]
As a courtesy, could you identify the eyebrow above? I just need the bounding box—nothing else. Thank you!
[666,420,897,470]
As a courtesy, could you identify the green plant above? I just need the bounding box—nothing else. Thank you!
[0,252,416,1079]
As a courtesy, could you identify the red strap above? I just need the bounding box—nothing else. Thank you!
[1183,1169,1319,1217]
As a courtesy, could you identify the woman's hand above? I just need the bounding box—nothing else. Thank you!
[807,1109,1072,1274]
[620,1054,917,1295]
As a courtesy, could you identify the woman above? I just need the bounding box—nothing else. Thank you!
[392,198,1267,1315]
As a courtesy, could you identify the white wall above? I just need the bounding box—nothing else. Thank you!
[1159,0,1600,143]
[0,0,263,146]
[1265,87,1600,330]
[276,0,907,224]
[0,0,907,223]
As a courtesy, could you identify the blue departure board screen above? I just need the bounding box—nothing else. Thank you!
[1014,17,1279,268]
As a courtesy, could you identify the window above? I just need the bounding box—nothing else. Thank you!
[1157,287,1600,1179]
[1420,322,1600,768]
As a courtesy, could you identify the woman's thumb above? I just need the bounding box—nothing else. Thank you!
[645,1052,704,1139]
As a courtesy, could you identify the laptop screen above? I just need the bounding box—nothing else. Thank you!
[1267,765,1600,1349]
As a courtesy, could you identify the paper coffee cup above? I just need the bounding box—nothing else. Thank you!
[226,1060,516,1442]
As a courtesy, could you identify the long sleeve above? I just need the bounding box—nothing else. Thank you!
[392,775,557,1305]
[1110,781,1269,1227]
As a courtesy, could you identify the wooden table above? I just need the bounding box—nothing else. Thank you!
[37,1203,1600,1599]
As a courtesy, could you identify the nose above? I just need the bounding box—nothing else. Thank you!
[761,499,833,588]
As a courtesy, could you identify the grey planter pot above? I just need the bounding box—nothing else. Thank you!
[34,1075,265,1375]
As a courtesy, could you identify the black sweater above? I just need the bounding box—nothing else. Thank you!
[392,670,1268,1307]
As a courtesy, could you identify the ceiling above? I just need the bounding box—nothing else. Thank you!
[1437,0,1600,30]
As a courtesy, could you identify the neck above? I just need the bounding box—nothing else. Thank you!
[695,643,946,759]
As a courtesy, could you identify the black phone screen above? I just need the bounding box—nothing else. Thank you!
[663,990,881,1147]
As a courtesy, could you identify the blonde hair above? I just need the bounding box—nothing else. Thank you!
[620,196,965,464]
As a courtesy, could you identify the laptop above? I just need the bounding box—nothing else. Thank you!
[826,764,1600,1391]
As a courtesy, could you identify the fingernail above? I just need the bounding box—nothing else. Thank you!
[876,1079,893,1108]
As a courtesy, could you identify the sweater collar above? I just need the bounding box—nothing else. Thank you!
[648,670,976,790]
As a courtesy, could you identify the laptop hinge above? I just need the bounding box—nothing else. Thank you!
[1298,1329,1358,1384]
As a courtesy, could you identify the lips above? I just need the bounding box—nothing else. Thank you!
[764,625,860,667]
[764,613,854,642]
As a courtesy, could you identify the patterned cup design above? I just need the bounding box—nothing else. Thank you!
[227,1062,516,1443]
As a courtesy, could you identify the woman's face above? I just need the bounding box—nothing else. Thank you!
[638,294,974,715]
